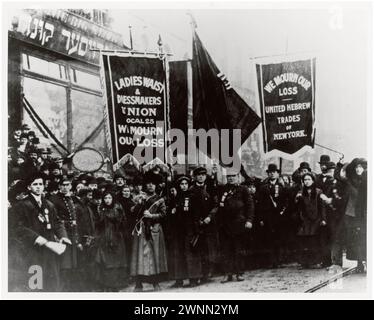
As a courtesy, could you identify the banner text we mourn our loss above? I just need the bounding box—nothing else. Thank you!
[116,121,243,170]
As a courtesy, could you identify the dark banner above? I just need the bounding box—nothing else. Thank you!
[192,31,261,167]
[256,58,316,155]
[101,55,167,171]
[169,61,188,135]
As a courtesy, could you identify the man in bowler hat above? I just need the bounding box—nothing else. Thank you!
[257,164,288,268]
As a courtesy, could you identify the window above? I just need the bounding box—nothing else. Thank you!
[21,51,105,156]
[22,53,67,80]
[70,68,102,91]
[71,90,105,154]
[22,77,68,146]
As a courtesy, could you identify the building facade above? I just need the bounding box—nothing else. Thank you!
[8,9,129,158]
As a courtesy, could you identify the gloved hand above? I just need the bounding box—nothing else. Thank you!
[34,236,48,246]
[203,216,211,225]
[245,221,253,229]
[59,237,72,245]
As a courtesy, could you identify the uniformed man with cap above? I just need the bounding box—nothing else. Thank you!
[52,156,68,177]
[216,168,254,283]
[189,166,219,284]
[49,176,85,291]
[257,164,288,268]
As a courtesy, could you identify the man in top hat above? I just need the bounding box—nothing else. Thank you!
[216,168,254,283]
[318,155,331,173]
[9,173,67,291]
[49,176,85,291]
[257,164,288,268]
[189,166,219,284]
[315,155,334,193]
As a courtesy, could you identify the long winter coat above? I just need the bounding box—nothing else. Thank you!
[95,203,127,269]
[168,190,204,280]
[130,194,168,277]
[296,188,326,236]
[344,170,367,261]
[49,193,85,270]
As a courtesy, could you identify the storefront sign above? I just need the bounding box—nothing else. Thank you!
[10,9,125,65]
[256,58,316,155]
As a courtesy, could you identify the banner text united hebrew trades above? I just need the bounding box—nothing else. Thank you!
[101,55,167,170]
[256,58,316,155]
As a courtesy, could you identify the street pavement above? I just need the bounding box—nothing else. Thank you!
[120,256,366,293]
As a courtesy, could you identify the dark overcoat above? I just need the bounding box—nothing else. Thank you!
[49,193,84,270]
[189,183,220,264]
[296,188,326,236]
[257,180,288,230]
[216,184,255,235]
[168,190,204,280]
[9,194,67,291]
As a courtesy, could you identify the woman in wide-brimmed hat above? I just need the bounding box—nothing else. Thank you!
[130,172,168,291]
[339,158,367,272]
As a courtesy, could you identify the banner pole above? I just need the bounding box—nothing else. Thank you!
[186,60,193,175]
[187,11,197,175]
[128,25,133,50]
[89,48,173,56]
[315,143,344,160]
[279,157,283,173]
[159,35,172,204]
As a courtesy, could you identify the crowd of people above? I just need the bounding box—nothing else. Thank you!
[8,125,368,292]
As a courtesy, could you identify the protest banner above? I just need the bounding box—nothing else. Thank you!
[256,58,316,157]
[100,54,168,171]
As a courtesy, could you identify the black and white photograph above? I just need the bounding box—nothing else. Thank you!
[1,0,373,300]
